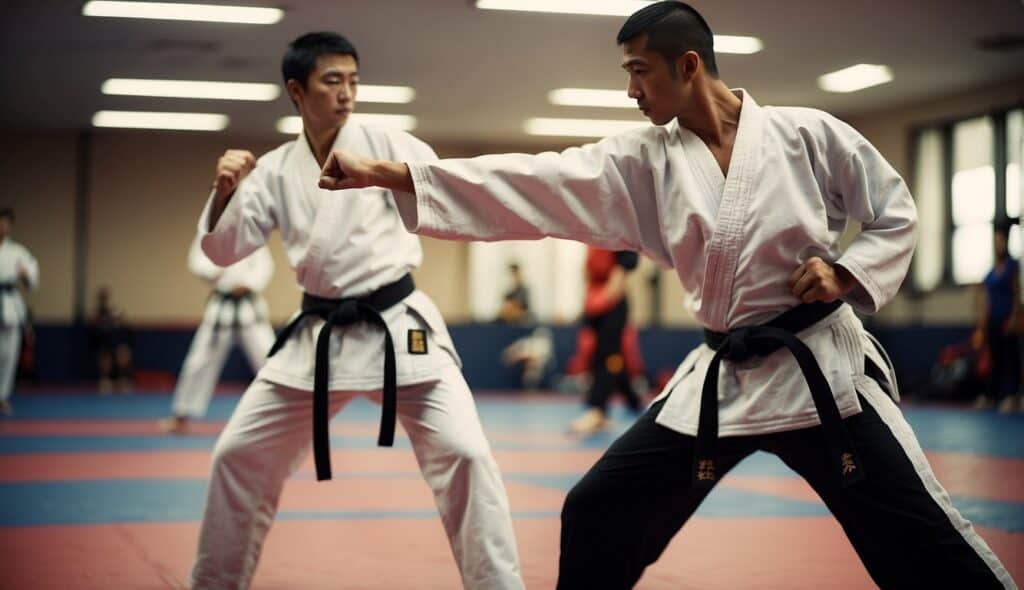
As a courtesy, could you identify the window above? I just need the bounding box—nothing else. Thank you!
[951,117,995,285]
[1007,109,1022,256]
[468,239,587,322]
[910,106,1023,289]
[912,129,945,291]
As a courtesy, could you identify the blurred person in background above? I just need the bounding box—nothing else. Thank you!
[0,208,38,416]
[91,287,134,394]
[975,222,1022,413]
[496,262,532,324]
[567,248,648,434]
[157,236,275,433]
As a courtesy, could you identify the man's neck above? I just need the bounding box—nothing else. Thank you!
[303,123,342,168]
[677,79,742,147]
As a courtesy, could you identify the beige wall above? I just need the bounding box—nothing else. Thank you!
[0,131,77,322]
[4,76,1022,326]
[85,131,301,323]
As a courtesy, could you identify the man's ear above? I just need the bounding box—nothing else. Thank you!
[675,51,700,81]
[285,79,304,107]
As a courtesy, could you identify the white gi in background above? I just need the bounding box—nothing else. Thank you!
[0,237,38,407]
[167,236,276,420]
[191,120,522,589]
[395,90,1014,586]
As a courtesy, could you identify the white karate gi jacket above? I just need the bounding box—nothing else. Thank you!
[199,121,460,392]
[0,238,39,327]
[187,234,274,327]
[396,90,916,437]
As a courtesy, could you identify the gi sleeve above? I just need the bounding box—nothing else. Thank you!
[186,232,222,280]
[245,247,275,293]
[396,128,672,265]
[825,119,918,313]
[198,164,278,267]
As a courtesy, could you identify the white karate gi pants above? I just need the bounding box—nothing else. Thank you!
[190,362,523,590]
[170,320,277,419]
[0,326,19,402]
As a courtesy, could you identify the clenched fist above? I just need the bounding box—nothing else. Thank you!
[318,149,376,191]
[788,256,857,304]
[318,149,414,194]
[214,149,257,198]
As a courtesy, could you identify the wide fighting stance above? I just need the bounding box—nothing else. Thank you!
[319,2,1016,588]
[189,32,522,589]
[159,236,275,433]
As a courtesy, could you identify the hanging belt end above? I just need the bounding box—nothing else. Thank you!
[315,462,332,481]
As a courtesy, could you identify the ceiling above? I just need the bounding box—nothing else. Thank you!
[1,0,1023,144]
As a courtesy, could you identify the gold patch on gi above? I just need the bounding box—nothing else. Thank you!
[841,452,857,475]
[697,459,716,481]
[408,329,428,355]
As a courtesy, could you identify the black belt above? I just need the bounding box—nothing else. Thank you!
[267,273,415,481]
[697,300,864,490]
[209,290,258,344]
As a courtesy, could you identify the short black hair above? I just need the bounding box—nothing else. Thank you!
[616,1,718,78]
[0,208,13,221]
[282,32,359,87]
[995,218,1017,238]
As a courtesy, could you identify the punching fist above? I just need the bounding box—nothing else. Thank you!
[318,149,377,191]
[788,256,857,303]
[214,149,256,198]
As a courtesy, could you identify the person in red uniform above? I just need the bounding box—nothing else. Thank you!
[568,248,647,434]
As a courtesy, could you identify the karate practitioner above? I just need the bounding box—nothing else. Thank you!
[190,32,522,589]
[158,236,276,433]
[567,248,646,434]
[0,208,38,417]
[318,3,1016,588]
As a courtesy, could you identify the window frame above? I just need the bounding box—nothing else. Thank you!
[908,102,1024,292]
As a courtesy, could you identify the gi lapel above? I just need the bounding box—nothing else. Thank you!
[696,90,765,330]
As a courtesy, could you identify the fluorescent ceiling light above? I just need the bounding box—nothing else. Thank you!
[100,79,413,104]
[92,110,229,131]
[549,88,633,109]
[524,117,649,137]
[477,2,762,54]
[82,1,283,24]
[358,85,416,104]
[818,64,893,93]
[477,0,654,17]
[102,78,280,101]
[276,114,417,134]
[713,35,763,55]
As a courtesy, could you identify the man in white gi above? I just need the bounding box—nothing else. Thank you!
[158,237,275,433]
[0,208,38,417]
[189,32,523,590]
[318,3,1016,588]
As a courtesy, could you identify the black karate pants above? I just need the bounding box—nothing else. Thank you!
[558,381,1009,589]
[585,299,641,413]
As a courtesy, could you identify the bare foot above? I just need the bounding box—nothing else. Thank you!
[158,416,188,434]
[568,408,609,435]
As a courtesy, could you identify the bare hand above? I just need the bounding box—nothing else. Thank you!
[788,257,856,303]
[318,149,376,191]
[214,149,257,198]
